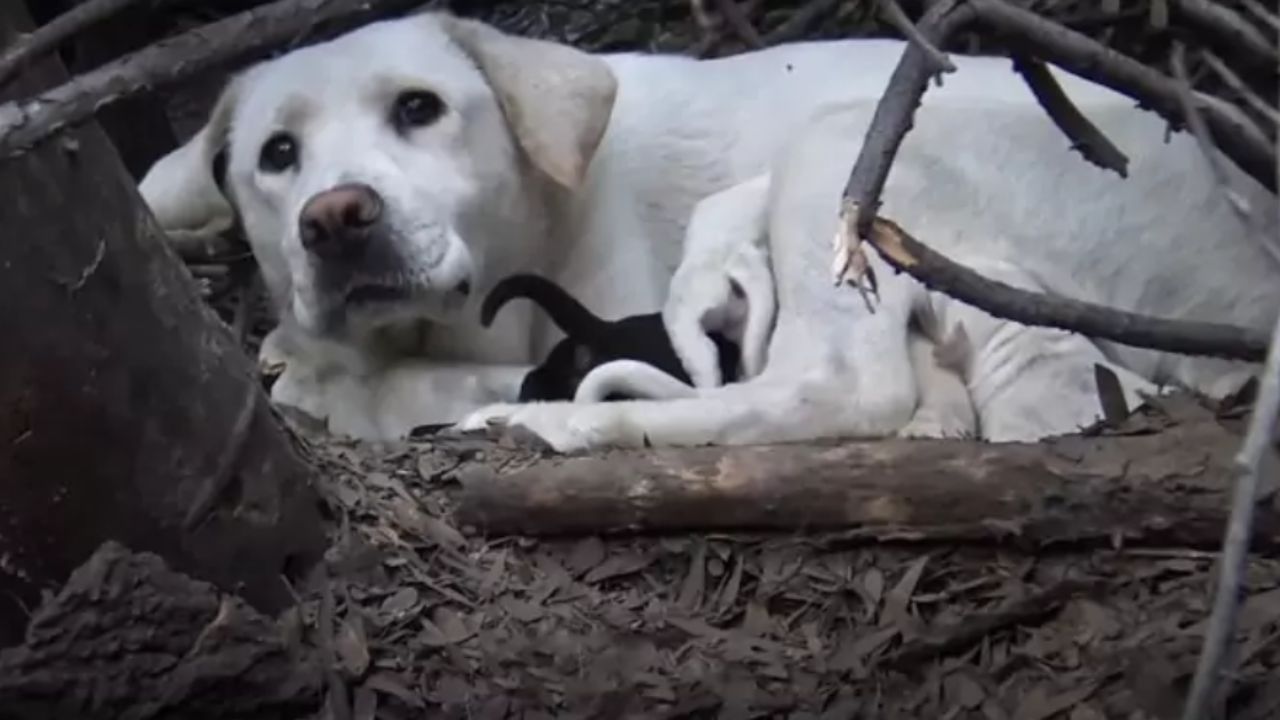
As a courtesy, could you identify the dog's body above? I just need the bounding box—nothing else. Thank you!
[481,273,740,402]
[140,11,1276,447]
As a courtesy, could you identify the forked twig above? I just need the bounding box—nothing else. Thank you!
[842,0,974,239]
[1181,311,1280,720]
[877,0,956,74]
[967,0,1276,191]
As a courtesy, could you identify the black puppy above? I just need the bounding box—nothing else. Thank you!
[482,273,740,402]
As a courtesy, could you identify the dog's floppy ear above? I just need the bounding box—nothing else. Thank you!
[138,77,242,244]
[437,15,617,189]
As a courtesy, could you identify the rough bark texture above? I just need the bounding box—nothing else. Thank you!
[0,541,323,720]
[0,2,325,649]
[456,410,1280,549]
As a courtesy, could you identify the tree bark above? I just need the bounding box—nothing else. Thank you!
[0,1,325,648]
[0,542,323,720]
[456,411,1280,549]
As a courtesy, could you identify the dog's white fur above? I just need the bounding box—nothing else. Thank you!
[457,94,1276,451]
[141,12,1276,447]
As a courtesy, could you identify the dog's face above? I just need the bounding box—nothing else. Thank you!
[141,13,617,342]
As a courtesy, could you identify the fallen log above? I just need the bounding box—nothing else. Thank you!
[0,542,323,720]
[455,409,1280,550]
[0,1,325,648]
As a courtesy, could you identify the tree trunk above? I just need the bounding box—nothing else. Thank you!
[0,1,325,648]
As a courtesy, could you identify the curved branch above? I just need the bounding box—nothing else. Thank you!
[0,0,427,159]
[0,0,144,88]
[864,214,1270,361]
[967,0,1276,191]
[1011,53,1129,177]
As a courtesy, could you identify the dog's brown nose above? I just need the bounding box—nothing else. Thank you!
[298,183,383,258]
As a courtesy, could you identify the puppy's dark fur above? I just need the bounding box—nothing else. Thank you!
[482,274,740,402]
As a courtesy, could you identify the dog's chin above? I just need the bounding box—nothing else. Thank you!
[314,283,467,336]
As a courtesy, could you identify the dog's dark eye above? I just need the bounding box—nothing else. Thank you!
[392,90,445,132]
[258,132,299,173]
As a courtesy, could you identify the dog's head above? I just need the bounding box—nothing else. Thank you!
[140,12,617,342]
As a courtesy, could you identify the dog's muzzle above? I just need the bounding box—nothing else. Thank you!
[298,183,473,315]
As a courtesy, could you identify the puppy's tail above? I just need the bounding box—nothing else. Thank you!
[481,273,607,338]
[574,359,698,402]
[481,271,609,335]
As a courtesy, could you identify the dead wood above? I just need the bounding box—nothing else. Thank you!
[455,408,1279,549]
[0,541,323,720]
[860,214,1271,361]
[1011,53,1129,177]
[0,0,427,158]
[966,0,1275,192]
[0,2,325,648]
[0,0,143,88]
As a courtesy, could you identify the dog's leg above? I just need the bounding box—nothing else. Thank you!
[896,332,978,439]
[665,173,776,388]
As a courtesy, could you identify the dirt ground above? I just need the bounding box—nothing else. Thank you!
[282,406,1280,720]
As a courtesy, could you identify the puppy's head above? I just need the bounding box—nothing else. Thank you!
[140,12,617,344]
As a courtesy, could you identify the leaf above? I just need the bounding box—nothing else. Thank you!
[352,686,377,720]
[944,672,986,710]
[884,556,929,638]
[365,672,424,708]
[498,594,545,622]
[379,587,420,619]
[584,551,654,584]
[1094,364,1130,426]
[1014,683,1098,720]
[566,537,607,576]
[715,553,745,616]
[678,540,707,611]
[862,567,886,615]
[421,515,467,549]
[335,615,371,678]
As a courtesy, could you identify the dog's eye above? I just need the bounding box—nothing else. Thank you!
[392,90,445,132]
[258,132,298,173]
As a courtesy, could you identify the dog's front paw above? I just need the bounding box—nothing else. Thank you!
[455,402,528,433]
[897,409,976,440]
[457,402,629,453]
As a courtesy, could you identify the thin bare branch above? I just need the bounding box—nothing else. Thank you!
[967,0,1276,192]
[843,0,975,238]
[0,0,427,159]
[1169,41,1277,265]
[877,0,956,74]
[0,0,144,88]
[762,0,842,45]
[1200,51,1280,130]
[1238,0,1280,33]
[1181,311,1280,720]
[862,213,1270,361]
[1171,0,1276,66]
[1011,53,1129,177]
[714,0,765,49]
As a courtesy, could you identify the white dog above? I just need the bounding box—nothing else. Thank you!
[139,11,1276,448]
[457,94,1277,450]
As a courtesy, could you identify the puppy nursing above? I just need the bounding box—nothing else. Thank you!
[137,11,1276,450]
[481,273,740,402]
